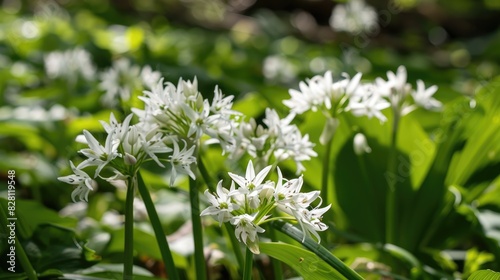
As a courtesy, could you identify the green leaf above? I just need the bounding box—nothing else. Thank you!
[468,270,500,280]
[0,198,76,239]
[259,242,346,280]
[20,224,100,273]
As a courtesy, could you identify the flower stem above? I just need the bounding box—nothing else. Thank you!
[272,220,363,280]
[242,247,253,280]
[0,205,38,280]
[198,155,244,269]
[321,117,338,210]
[386,108,401,245]
[189,177,207,280]
[321,137,334,207]
[124,177,135,280]
[136,172,180,280]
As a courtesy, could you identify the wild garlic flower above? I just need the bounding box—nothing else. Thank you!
[284,71,362,116]
[353,132,372,155]
[201,160,331,254]
[44,47,96,84]
[59,113,173,201]
[58,161,97,202]
[375,66,442,115]
[168,140,196,186]
[329,0,379,35]
[99,58,161,107]
[286,66,441,125]
[228,108,317,174]
[134,77,237,152]
[412,80,442,110]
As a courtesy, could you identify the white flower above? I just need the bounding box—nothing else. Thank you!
[229,109,316,173]
[78,130,121,177]
[274,167,302,205]
[353,132,372,155]
[347,84,390,122]
[44,47,96,83]
[58,161,97,202]
[295,203,331,242]
[200,181,239,225]
[231,214,265,254]
[99,58,140,106]
[329,0,379,35]
[228,161,272,196]
[262,55,298,83]
[140,65,162,90]
[283,71,333,114]
[412,80,441,110]
[168,140,196,186]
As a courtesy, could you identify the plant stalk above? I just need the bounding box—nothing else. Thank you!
[136,172,180,280]
[124,176,135,280]
[242,247,253,280]
[385,107,401,245]
[189,177,207,280]
[198,155,244,269]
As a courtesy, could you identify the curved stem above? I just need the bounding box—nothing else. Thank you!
[385,108,401,244]
[136,172,180,280]
[124,177,135,280]
[189,177,207,280]
[272,220,363,280]
[242,247,253,280]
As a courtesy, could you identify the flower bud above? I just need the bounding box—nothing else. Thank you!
[353,132,371,155]
[124,152,137,165]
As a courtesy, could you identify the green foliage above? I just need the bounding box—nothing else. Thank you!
[260,242,346,280]
[1,0,499,279]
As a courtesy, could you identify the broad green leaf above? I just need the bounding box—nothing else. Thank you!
[0,198,77,239]
[468,270,500,280]
[23,224,100,273]
[259,242,346,280]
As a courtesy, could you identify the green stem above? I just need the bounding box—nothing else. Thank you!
[223,223,245,270]
[198,155,244,269]
[197,155,215,192]
[0,205,38,280]
[272,220,364,280]
[242,247,253,280]
[124,177,135,280]
[321,137,334,208]
[136,172,180,280]
[189,177,207,280]
[385,108,401,245]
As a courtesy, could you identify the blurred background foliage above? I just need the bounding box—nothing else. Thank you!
[0,0,499,279]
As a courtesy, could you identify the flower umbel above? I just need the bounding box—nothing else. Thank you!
[201,160,331,254]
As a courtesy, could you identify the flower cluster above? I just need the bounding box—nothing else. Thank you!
[201,161,330,254]
[58,113,183,201]
[99,58,162,107]
[134,77,238,152]
[44,47,96,83]
[329,0,379,35]
[285,66,441,122]
[228,108,317,174]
